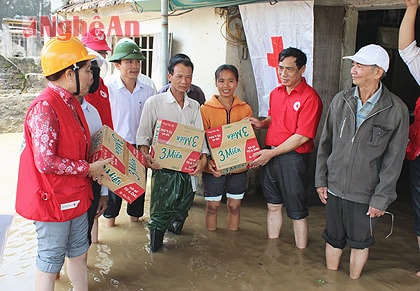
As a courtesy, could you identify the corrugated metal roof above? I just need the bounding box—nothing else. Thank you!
[56,0,264,13]
[57,0,133,13]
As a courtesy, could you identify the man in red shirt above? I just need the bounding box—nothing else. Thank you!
[249,47,323,249]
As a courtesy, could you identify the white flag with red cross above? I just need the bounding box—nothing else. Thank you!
[239,1,314,117]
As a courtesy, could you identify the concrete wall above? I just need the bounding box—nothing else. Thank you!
[167,8,227,96]
[0,55,44,132]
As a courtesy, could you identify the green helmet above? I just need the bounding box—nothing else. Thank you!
[108,40,145,62]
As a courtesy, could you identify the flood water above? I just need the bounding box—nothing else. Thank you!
[0,132,419,290]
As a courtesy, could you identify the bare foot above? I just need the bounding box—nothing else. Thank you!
[129,216,139,222]
[104,217,115,227]
[416,270,420,277]
[138,216,149,223]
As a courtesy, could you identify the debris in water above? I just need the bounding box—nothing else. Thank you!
[315,278,326,284]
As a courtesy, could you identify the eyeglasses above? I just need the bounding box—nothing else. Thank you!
[369,211,394,239]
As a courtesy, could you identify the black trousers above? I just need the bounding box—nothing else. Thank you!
[87,181,101,244]
[103,189,145,218]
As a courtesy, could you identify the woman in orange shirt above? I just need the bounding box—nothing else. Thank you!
[200,64,253,231]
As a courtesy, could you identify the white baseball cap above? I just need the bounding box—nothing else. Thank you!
[343,44,389,72]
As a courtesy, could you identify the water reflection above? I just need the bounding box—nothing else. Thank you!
[1,195,419,290]
[0,215,37,290]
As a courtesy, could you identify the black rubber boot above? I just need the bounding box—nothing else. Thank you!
[149,229,165,252]
[168,219,185,235]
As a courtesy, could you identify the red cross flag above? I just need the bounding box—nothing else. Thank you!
[240,1,314,117]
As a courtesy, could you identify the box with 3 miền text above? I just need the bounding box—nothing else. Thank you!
[151,119,205,173]
[89,125,146,204]
[205,119,260,175]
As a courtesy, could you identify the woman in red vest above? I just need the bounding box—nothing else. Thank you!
[15,35,111,291]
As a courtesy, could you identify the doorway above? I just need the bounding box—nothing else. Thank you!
[357,9,420,111]
[357,9,420,203]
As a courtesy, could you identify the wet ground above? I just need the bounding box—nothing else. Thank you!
[0,132,419,290]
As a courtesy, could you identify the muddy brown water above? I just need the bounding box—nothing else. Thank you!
[0,133,419,290]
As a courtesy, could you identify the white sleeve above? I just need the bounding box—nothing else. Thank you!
[399,40,420,85]
[100,185,108,196]
[136,98,155,147]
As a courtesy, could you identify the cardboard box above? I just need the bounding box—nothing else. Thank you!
[89,125,146,204]
[151,119,205,173]
[205,119,260,175]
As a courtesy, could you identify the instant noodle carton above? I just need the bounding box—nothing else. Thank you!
[89,125,146,204]
[151,119,205,173]
[205,119,260,175]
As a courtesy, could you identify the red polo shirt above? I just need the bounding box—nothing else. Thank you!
[265,78,322,154]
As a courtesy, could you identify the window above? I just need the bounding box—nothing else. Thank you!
[2,18,30,57]
[133,35,154,78]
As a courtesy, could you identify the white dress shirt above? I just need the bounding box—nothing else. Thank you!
[399,40,420,85]
[81,98,108,196]
[105,75,155,144]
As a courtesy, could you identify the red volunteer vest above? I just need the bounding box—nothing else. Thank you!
[85,78,114,129]
[407,96,420,160]
[15,86,93,222]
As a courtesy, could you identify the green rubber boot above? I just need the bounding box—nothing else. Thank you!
[149,229,165,252]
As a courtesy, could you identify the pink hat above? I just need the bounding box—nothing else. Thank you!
[82,28,111,51]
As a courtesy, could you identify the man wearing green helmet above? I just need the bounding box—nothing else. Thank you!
[108,39,144,62]
[104,39,156,226]
[106,37,157,93]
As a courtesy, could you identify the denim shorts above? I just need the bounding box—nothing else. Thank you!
[34,213,89,273]
[202,171,247,201]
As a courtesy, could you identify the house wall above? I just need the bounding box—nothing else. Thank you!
[62,6,227,99]
[313,5,347,121]
[342,0,403,9]
[167,8,226,97]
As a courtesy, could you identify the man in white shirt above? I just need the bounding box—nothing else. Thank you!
[104,39,155,226]
[399,0,420,277]
[137,55,209,252]
[399,0,420,84]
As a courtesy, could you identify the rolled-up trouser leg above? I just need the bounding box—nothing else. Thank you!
[103,190,122,218]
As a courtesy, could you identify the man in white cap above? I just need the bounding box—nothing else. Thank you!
[399,0,420,278]
[315,44,409,279]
